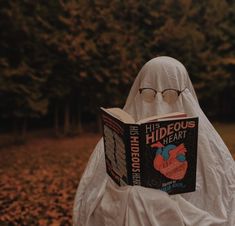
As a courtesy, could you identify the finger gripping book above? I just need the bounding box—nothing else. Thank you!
[100,107,198,195]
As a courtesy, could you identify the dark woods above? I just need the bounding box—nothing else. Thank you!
[0,0,235,138]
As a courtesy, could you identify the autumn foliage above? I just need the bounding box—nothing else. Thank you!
[0,133,100,225]
[0,0,235,138]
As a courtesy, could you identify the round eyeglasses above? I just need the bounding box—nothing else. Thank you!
[139,87,186,104]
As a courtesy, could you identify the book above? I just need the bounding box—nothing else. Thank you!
[100,107,198,195]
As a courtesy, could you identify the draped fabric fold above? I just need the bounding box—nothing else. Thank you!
[73,56,235,226]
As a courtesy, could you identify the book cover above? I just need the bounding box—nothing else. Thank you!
[101,109,131,186]
[100,108,198,195]
[139,118,198,194]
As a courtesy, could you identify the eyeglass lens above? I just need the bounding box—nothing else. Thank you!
[140,88,183,104]
[140,89,156,103]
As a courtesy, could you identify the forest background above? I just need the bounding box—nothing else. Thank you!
[0,0,235,139]
[1,1,235,225]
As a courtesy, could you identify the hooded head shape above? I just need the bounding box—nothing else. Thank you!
[123,56,235,219]
[124,56,198,121]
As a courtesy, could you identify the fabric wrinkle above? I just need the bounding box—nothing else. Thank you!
[73,56,235,226]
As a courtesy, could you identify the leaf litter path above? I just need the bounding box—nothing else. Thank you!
[0,133,101,226]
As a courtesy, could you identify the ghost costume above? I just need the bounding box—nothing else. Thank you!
[73,56,235,226]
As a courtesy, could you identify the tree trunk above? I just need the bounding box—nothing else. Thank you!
[12,117,19,143]
[13,116,27,144]
[77,106,83,134]
[54,103,59,136]
[21,116,27,139]
[64,102,70,136]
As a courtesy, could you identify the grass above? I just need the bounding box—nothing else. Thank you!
[0,123,234,225]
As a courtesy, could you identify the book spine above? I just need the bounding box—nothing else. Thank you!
[139,124,147,187]
[101,109,128,186]
[126,124,141,186]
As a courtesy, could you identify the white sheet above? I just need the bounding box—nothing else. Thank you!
[73,56,235,226]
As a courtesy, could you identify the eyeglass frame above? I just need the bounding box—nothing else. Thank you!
[139,87,187,98]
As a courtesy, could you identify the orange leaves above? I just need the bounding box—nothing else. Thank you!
[0,134,100,225]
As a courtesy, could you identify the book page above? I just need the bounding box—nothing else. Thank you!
[137,112,187,124]
[102,107,135,124]
[101,107,186,124]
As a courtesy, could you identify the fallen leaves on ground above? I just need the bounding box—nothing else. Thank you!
[0,129,234,225]
[0,133,101,226]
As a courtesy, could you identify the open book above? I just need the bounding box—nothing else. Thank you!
[102,107,188,124]
[100,107,198,195]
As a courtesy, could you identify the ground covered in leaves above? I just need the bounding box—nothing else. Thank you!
[0,124,234,226]
[0,133,101,226]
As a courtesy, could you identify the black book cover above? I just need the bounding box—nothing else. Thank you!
[101,108,198,195]
[101,109,131,186]
[140,118,198,194]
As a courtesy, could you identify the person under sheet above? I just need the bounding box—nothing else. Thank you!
[73,56,235,226]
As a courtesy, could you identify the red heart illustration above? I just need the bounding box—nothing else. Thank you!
[152,143,188,180]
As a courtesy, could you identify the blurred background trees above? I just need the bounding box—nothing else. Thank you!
[0,0,235,137]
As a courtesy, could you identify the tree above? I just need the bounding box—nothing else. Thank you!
[0,1,48,138]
